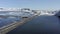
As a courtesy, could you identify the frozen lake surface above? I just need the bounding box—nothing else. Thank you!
[7,15,60,34]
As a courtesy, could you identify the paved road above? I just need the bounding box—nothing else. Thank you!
[7,15,60,34]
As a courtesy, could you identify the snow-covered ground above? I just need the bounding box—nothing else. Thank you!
[0,9,59,18]
[0,11,35,17]
[40,10,59,16]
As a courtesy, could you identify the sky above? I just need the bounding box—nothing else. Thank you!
[0,0,60,10]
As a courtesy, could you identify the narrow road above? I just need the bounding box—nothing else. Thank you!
[7,15,60,34]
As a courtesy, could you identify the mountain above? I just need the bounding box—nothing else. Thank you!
[0,8,21,11]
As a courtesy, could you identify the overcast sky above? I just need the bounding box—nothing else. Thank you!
[0,0,60,10]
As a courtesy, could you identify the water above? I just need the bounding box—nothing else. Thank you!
[0,17,22,28]
[0,11,34,28]
[7,15,60,34]
[1,11,60,34]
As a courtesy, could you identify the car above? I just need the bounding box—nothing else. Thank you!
[55,11,60,18]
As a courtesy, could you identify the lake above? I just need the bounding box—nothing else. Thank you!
[0,17,22,28]
[7,15,60,34]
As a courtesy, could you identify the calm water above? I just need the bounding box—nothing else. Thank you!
[7,15,60,34]
[0,11,33,28]
[0,17,22,28]
[1,11,60,34]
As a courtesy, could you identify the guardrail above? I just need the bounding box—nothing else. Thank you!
[0,15,37,34]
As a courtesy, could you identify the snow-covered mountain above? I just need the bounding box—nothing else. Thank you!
[0,8,59,17]
[40,10,59,15]
[0,8,21,11]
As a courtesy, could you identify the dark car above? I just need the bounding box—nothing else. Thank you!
[55,11,60,18]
